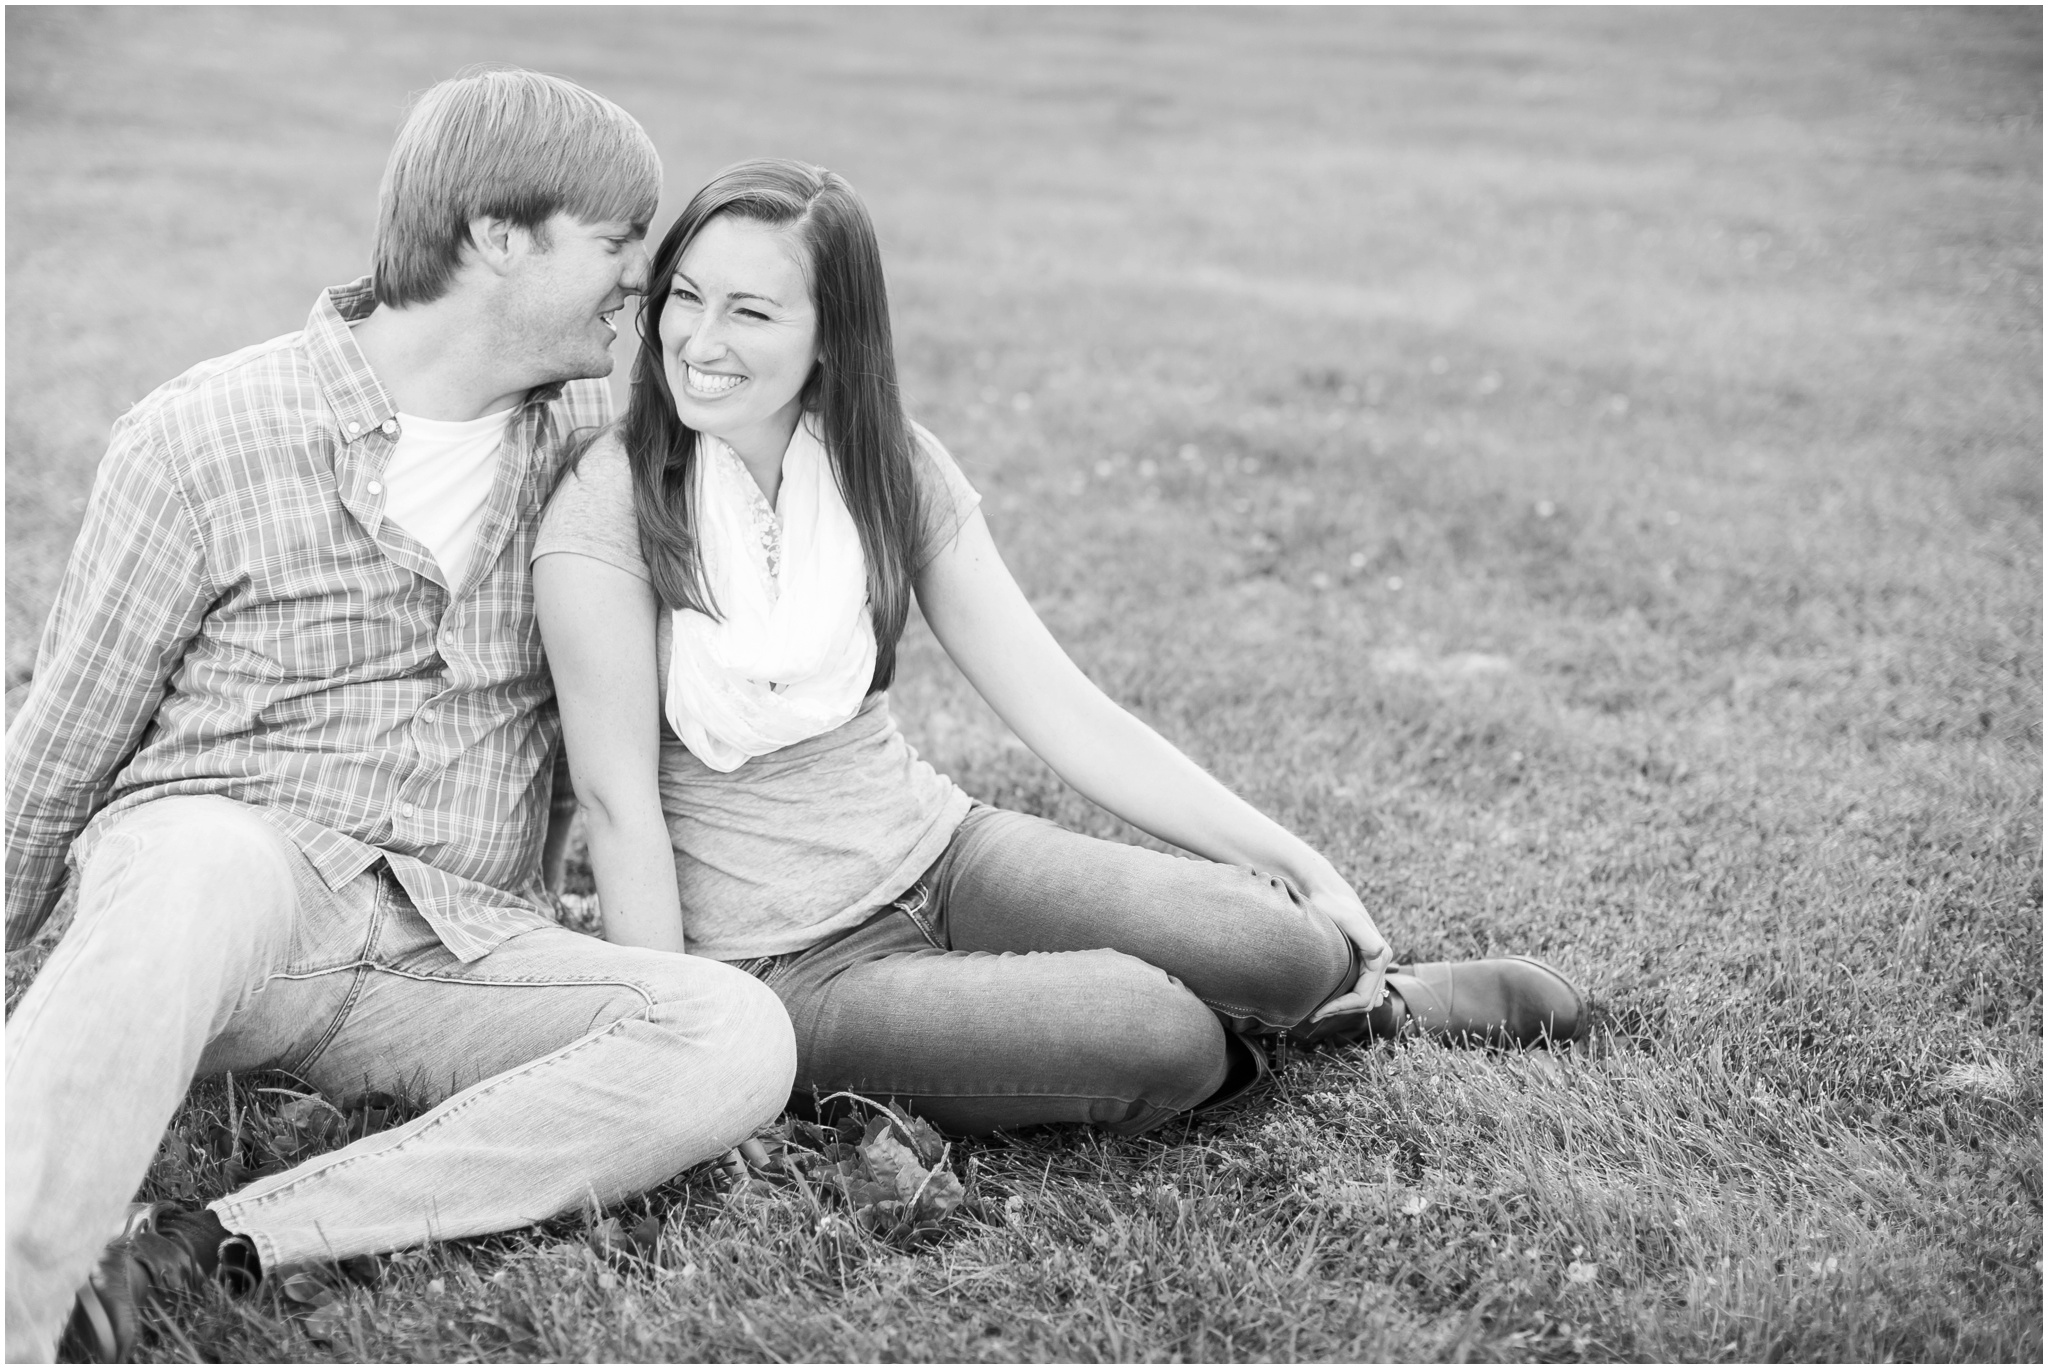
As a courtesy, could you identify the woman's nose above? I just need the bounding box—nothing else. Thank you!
[682,314,728,362]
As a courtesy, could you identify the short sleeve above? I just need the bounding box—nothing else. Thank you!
[907,423,981,571]
[533,431,650,582]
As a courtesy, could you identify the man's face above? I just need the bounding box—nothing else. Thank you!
[503,212,651,385]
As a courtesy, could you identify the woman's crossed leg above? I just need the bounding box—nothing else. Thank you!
[768,805,1354,1136]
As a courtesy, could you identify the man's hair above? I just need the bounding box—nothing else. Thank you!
[372,67,660,309]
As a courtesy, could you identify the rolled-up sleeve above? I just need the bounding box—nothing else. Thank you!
[5,416,209,946]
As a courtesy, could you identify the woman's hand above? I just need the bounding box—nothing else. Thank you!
[1301,879,1394,1022]
[917,508,1401,1010]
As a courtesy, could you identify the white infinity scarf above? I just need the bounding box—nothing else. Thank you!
[665,418,876,772]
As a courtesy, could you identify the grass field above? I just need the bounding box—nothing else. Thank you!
[5,6,2041,1362]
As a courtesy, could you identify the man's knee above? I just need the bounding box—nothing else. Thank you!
[85,796,300,927]
[47,798,301,1015]
[638,960,797,1129]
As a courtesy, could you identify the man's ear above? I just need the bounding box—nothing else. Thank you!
[465,215,525,277]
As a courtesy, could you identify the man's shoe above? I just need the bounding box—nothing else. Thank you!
[1292,955,1588,1049]
[58,1205,247,1362]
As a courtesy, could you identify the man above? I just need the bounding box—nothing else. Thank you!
[5,68,795,1362]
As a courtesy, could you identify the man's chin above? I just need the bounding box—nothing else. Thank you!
[539,349,617,387]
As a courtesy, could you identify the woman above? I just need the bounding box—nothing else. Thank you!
[533,159,1583,1137]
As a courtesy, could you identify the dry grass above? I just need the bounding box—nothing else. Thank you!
[6,6,2039,1362]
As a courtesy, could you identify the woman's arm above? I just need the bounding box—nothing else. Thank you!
[533,551,687,953]
[915,509,1390,1014]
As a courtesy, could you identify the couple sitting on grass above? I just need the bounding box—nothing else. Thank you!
[5,67,1584,1361]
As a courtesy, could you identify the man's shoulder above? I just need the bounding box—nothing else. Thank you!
[120,328,320,450]
[550,376,616,431]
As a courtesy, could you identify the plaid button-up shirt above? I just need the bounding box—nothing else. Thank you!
[6,278,611,961]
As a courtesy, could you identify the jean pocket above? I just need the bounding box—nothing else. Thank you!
[891,881,941,948]
[730,953,793,986]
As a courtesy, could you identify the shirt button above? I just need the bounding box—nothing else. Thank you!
[382,418,399,436]
[420,706,437,723]
[346,420,361,435]
[367,481,383,495]
[401,803,417,818]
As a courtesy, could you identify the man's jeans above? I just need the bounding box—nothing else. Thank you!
[5,796,795,1363]
[756,806,1354,1136]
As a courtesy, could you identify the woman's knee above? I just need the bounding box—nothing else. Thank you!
[1089,960,1229,1123]
[1198,867,1353,1028]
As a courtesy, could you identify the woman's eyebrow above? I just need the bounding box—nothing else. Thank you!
[670,272,781,308]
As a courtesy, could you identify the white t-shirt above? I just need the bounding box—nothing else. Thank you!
[381,409,506,589]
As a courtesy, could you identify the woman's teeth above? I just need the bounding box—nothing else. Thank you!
[599,310,618,334]
[689,365,745,394]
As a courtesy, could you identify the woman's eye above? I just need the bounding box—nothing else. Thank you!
[737,308,768,321]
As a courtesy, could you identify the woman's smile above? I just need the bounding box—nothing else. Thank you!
[684,364,746,396]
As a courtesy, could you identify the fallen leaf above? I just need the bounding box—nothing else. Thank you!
[300,1301,350,1345]
[587,1214,662,1264]
[862,1129,922,1194]
[343,1091,402,1141]
[277,1270,341,1310]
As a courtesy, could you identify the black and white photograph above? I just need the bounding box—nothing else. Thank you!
[4,5,2039,1362]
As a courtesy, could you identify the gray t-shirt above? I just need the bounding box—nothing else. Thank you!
[533,425,981,959]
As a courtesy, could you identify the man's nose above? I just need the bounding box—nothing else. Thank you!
[619,241,652,296]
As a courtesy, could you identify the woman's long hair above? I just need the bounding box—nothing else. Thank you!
[621,159,923,695]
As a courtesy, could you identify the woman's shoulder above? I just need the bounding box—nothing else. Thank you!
[535,426,647,575]
[906,419,963,477]
[560,426,633,491]
[903,419,981,568]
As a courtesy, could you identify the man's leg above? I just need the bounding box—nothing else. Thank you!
[4,797,305,1363]
[207,885,795,1271]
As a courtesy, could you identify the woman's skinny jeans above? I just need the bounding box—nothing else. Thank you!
[743,805,1354,1136]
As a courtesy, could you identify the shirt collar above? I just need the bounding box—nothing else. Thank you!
[306,277,569,445]
[306,277,396,445]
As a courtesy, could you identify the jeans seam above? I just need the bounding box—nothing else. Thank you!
[830,1083,1165,1106]
[282,876,393,1078]
[342,965,664,1000]
[284,965,374,1079]
[220,997,660,1266]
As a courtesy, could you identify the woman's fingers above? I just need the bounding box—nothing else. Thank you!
[1307,887,1393,1016]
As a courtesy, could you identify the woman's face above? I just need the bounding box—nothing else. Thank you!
[659,214,820,462]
